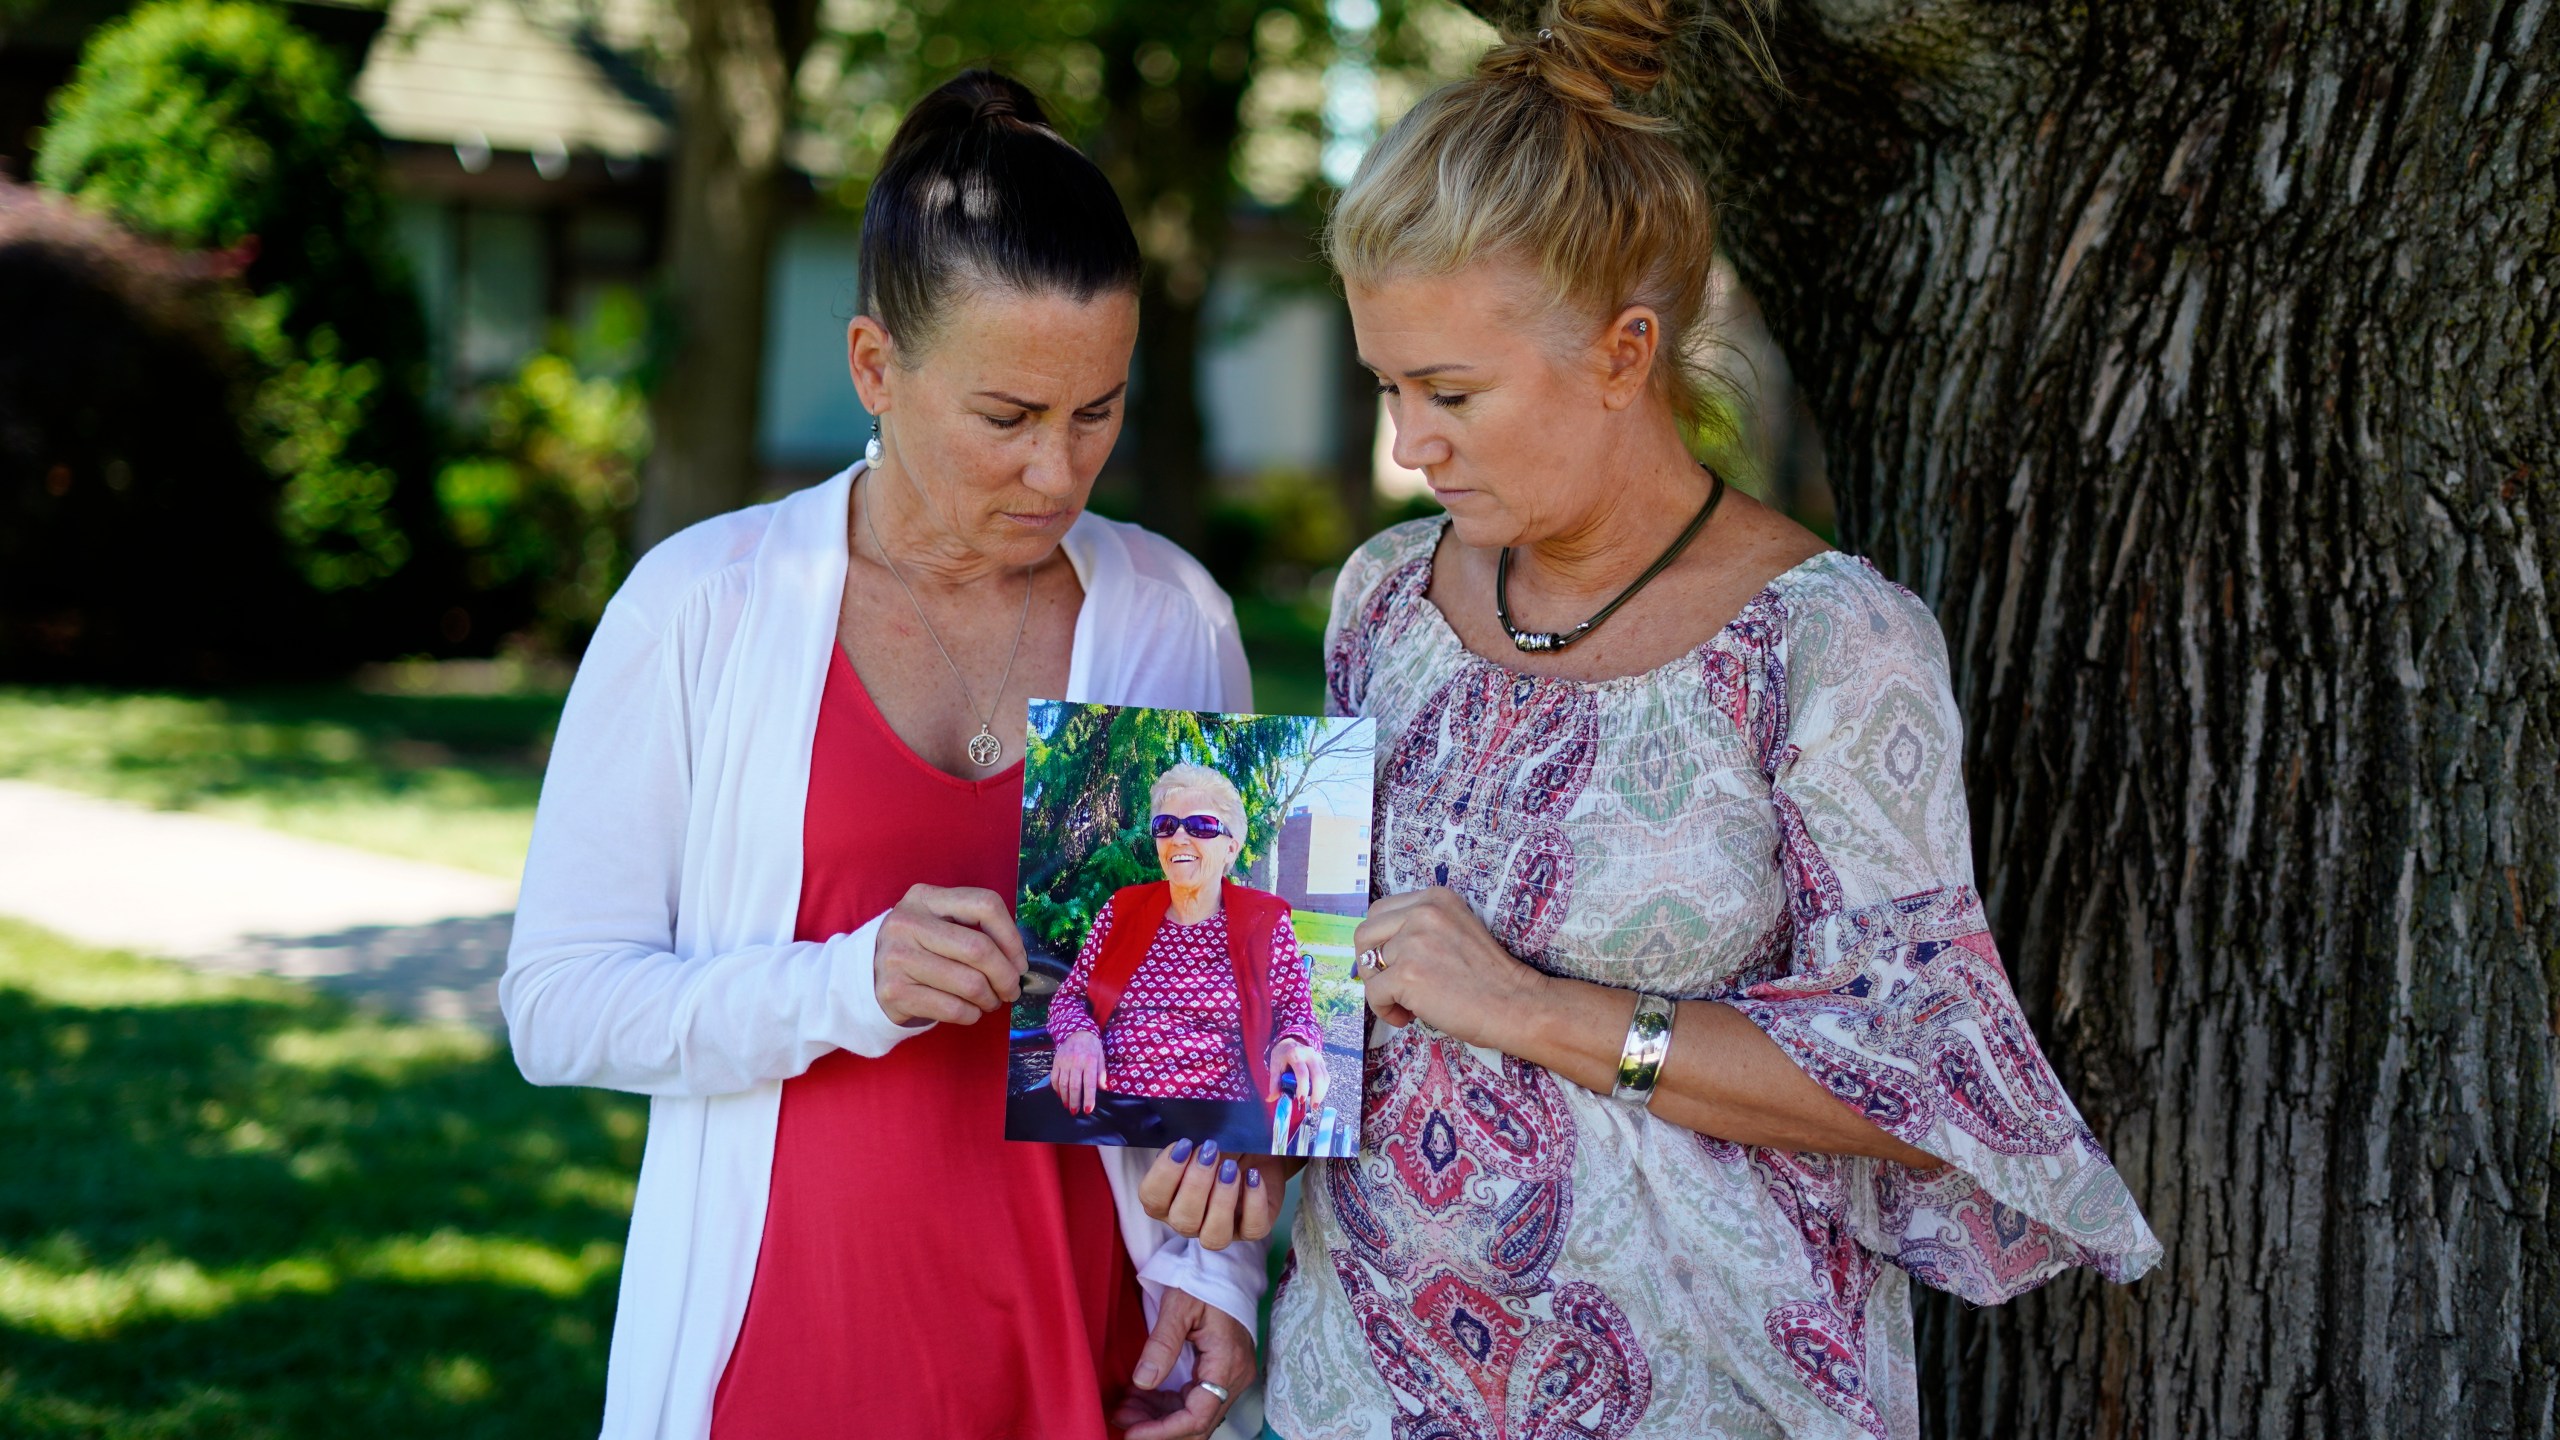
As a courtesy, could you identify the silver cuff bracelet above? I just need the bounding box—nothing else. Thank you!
[1610,993,1677,1106]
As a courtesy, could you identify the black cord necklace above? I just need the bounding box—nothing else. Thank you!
[1496,467,1727,654]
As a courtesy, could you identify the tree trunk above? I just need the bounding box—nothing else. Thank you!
[635,0,817,550]
[1087,5,1259,551]
[1134,262,1212,547]
[1469,1,2560,1435]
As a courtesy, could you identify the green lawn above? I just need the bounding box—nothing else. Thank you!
[0,629,1327,882]
[0,916,643,1437]
[0,682,562,878]
[1288,911,1360,953]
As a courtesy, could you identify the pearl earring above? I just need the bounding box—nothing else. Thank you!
[865,421,882,468]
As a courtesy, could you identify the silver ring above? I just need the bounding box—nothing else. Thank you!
[1354,947,1387,978]
[1195,1379,1233,1406]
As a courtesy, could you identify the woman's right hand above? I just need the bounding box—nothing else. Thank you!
[873,883,1027,1027]
[1140,1142,1297,1249]
[1268,1038,1330,1107]
[1050,1030,1107,1113]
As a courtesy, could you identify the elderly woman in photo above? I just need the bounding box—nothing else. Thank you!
[501,71,1261,1440]
[1144,5,2163,1437]
[1044,763,1330,1162]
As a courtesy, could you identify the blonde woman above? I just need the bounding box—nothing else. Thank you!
[1145,4,2161,1436]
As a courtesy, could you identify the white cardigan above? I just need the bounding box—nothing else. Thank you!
[503,466,1266,1440]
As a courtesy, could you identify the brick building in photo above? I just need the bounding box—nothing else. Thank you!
[1274,806,1366,917]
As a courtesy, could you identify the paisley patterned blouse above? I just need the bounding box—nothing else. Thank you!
[1265,522,2161,1440]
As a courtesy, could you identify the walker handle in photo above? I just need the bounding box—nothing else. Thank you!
[1272,1070,1298,1154]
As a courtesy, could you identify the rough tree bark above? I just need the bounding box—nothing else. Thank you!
[635,0,818,549]
[1467,1,2558,1435]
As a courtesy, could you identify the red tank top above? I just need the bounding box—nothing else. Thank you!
[710,645,1148,1439]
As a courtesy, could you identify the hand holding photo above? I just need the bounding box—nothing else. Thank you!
[1005,701,1373,1158]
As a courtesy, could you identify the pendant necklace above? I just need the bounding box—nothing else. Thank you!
[862,475,1032,768]
[1497,467,1727,654]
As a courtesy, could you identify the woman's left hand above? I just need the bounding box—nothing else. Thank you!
[1354,887,1551,1050]
[1116,1285,1256,1440]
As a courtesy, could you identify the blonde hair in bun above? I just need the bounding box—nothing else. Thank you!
[1476,0,1680,131]
[1327,0,1732,421]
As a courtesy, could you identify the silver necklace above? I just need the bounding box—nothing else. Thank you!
[861,476,1032,769]
[1497,468,1725,653]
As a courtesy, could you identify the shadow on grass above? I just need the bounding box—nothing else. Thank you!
[0,918,641,1438]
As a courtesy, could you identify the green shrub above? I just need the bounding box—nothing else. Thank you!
[232,293,414,590]
[1201,469,1355,601]
[36,0,401,337]
[437,294,650,654]
[0,184,312,682]
[37,0,443,600]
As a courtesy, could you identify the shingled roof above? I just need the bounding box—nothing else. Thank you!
[354,0,670,160]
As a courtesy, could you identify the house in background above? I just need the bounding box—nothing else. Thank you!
[350,0,1356,491]
[3,0,1819,514]
[357,0,669,392]
[354,0,876,477]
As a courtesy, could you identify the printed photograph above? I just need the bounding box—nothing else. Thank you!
[1005,701,1373,1159]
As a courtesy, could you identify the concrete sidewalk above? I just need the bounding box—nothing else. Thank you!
[0,779,519,1027]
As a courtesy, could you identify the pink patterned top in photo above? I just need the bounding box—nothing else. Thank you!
[1047,894,1321,1101]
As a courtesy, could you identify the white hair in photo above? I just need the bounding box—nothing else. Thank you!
[1149,762,1247,839]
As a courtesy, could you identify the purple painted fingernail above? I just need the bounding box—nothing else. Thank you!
[1220,1158,1239,1184]
[1167,1138,1194,1164]
[1197,1140,1219,1166]
[1247,1167,1264,1189]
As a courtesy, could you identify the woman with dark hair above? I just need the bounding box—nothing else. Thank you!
[501,71,1261,1440]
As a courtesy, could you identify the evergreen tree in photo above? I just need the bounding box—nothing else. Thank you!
[1018,703,1339,968]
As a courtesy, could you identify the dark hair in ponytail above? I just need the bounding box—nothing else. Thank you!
[858,70,1141,356]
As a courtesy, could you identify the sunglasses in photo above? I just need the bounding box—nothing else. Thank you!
[1150,813,1231,840]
